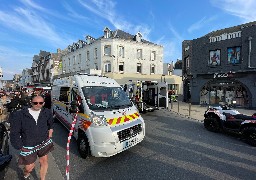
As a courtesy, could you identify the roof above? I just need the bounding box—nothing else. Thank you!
[205,21,256,37]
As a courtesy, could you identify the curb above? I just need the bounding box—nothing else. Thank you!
[167,109,204,123]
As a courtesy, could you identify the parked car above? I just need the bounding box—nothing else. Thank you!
[204,105,256,146]
[0,122,12,171]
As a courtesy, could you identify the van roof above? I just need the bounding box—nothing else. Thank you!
[53,74,120,87]
[76,74,119,87]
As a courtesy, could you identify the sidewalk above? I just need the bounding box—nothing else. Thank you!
[168,101,256,122]
[4,143,64,180]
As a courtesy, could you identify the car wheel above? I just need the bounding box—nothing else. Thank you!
[77,134,90,159]
[242,127,256,146]
[204,117,220,132]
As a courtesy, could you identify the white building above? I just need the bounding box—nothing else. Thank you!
[62,27,163,76]
[61,27,183,95]
[20,68,33,87]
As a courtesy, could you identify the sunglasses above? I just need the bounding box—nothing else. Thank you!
[32,102,44,105]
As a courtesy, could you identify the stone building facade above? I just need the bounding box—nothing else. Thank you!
[182,21,256,108]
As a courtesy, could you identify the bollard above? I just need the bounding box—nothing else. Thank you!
[171,99,173,109]
[178,101,179,113]
[189,103,191,116]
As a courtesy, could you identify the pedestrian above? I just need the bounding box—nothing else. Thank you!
[9,95,54,180]
[43,91,51,109]
[6,93,25,113]
[0,92,11,122]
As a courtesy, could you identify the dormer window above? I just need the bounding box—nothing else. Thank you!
[79,40,83,48]
[104,27,111,38]
[136,32,142,42]
[86,35,95,44]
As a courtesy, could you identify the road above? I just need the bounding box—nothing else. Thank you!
[50,108,256,180]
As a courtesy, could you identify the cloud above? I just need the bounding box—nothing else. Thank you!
[0,46,33,79]
[78,0,152,40]
[187,16,218,33]
[19,0,45,11]
[0,8,72,48]
[62,2,89,21]
[155,24,184,62]
[211,0,256,22]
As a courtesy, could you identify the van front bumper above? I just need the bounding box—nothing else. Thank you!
[91,131,145,157]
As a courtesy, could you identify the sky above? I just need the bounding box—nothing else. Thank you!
[0,0,256,80]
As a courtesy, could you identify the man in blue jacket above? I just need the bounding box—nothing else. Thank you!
[9,95,54,180]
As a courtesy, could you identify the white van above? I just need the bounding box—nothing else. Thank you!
[51,73,145,158]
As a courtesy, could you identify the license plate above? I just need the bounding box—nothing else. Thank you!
[124,137,138,148]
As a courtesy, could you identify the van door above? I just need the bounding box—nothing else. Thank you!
[158,82,168,108]
[54,86,71,129]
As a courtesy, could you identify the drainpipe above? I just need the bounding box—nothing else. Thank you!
[248,36,255,68]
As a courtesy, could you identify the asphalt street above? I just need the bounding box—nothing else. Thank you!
[3,107,256,179]
[53,109,256,179]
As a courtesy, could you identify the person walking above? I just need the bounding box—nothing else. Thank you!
[9,95,54,180]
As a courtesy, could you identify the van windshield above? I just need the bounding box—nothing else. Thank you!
[82,86,132,111]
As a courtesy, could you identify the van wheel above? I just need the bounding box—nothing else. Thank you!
[204,118,220,132]
[77,135,90,159]
[242,127,256,147]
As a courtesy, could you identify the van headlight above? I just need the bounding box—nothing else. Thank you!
[90,112,107,126]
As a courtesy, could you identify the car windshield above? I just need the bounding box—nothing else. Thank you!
[82,86,132,111]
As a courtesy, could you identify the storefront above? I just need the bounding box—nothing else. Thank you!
[182,21,256,108]
[197,72,254,108]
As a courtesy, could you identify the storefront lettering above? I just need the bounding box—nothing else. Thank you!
[209,31,241,43]
[213,72,234,78]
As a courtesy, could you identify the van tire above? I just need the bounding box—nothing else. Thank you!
[77,135,90,159]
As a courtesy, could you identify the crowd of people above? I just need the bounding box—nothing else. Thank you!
[0,89,51,121]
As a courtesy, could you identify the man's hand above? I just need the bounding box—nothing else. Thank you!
[48,129,53,138]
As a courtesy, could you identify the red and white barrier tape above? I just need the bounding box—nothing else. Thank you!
[66,99,81,180]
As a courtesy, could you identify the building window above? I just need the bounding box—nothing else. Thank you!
[185,56,190,69]
[68,58,70,66]
[87,51,90,61]
[227,46,241,64]
[151,51,156,61]
[119,62,124,72]
[104,63,111,72]
[118,46,124,58]
[95,63,98,70]
[104,45,111,56]
[94,48,98,59]
[78,54,81,64]
[137,49,142,59]
[73,56,75,65]
[209,50,221,66]
[151,64,155,74]
[137,63,141,73]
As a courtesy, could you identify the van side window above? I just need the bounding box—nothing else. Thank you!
[59,87,69,102]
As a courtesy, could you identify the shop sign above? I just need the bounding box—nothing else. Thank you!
[209,31,241,43]
[213,72,234,78]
